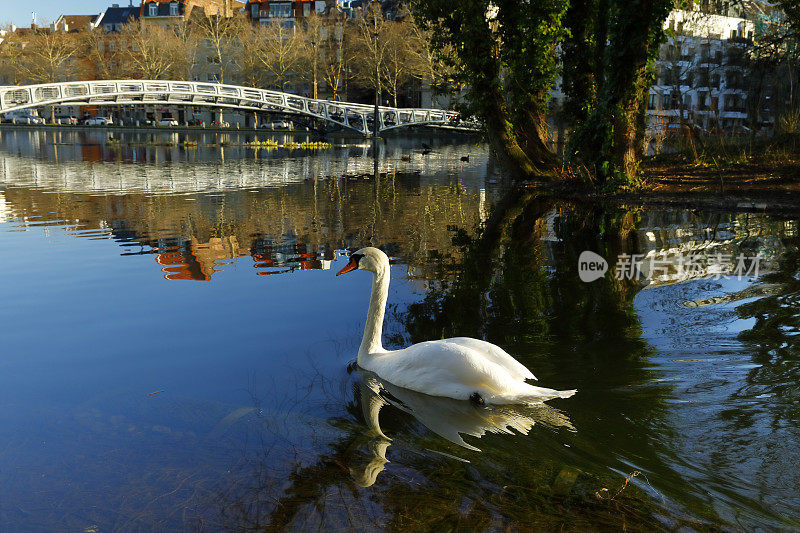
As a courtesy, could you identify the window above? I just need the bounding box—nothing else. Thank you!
[170,2,178,16]
[730,29,737,39]
[148,3,157,16]
[269,3,292,17]
[109,41,117,52]
[251,3,259,17]
[104,23,112,31]
[303,3,311,16]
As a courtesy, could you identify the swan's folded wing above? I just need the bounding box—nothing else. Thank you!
[362,341,511,401]
[442,337,536,381]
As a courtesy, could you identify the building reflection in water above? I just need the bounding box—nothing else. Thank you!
[151,238,336,281]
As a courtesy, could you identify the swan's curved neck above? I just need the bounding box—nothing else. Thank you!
[359,266,389,357]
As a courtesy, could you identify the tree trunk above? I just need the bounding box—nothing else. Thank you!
[611,98,641,178]
[482,95,549,180]
[516,107,557,168]
[601,0,670,182]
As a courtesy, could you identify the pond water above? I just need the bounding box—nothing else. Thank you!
[0,128,798,531]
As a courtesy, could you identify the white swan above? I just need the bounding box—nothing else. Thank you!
[337,247,576,405]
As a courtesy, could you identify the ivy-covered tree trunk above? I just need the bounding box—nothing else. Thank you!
[604,0,671,179]
[562,0,599,126]
[564,0,671,184]
[413,0,567,180]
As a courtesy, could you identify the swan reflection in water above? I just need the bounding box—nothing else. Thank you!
[349,368,575,487]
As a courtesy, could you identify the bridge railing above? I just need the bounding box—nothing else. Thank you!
[0,80,475,134]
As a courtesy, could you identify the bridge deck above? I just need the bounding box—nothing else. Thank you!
[0,80,479,135]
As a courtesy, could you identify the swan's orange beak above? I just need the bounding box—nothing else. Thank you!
[336,256,359,276]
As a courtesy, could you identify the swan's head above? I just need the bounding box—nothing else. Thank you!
[336,247,388,276]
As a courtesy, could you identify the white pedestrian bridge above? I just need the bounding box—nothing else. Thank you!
[0,80,477,135]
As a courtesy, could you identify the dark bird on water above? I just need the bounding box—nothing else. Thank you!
[460,155,470,162]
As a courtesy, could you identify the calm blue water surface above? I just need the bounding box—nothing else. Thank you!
[0,128,798,531]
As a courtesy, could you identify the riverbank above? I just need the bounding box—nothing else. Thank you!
[535,136,800,216]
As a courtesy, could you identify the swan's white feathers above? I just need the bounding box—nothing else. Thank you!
[360,340,572,404]
[347,246,576,405]
[440,337,536,381]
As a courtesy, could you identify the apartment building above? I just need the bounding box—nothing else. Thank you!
[244,0,327,29]
[648,6,759,132]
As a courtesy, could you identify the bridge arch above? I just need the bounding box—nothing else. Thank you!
[0,80,475,135]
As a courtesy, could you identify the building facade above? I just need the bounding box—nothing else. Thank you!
[139,0,243,25]
[648,8,756,133]
[244,0,327,29]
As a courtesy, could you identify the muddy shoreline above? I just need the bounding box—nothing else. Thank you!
[534,150,800,215]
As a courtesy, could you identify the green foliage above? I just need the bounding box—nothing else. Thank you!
[413,0,568,176]
[565,0,672,185]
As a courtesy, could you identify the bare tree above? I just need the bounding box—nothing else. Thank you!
[15,30,83,84]
[118,21,188,80]
[380,19,417,107]
[250,22,302,91]
[190,12,247,84]
[0,26,26,85]
[320,19,351,100]
[238,23,266,88]
[175,20,201,81]
[350,4,390,94]
[296,14,327,99]
[81,28,127,80]
[14,27,83,122]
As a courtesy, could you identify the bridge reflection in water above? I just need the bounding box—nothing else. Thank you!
[0,131,492,281]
